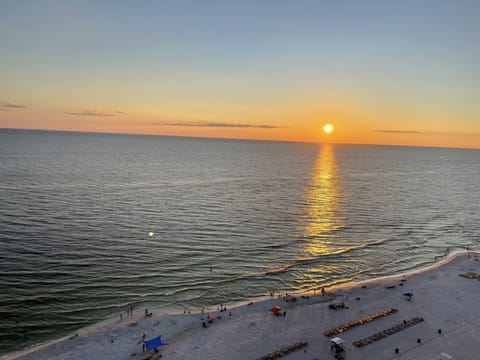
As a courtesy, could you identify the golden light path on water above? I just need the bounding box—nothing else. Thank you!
[294,144,352,292]
[304,144,341,246]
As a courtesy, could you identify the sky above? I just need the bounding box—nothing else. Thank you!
[1,0,480,149]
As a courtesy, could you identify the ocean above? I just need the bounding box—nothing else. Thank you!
[1,128,479,355]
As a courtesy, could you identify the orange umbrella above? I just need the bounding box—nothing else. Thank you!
[270,306,282,314]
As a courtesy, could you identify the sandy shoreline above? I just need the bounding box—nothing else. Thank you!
[3,251,480,360]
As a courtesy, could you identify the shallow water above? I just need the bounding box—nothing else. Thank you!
[1,129,479,355]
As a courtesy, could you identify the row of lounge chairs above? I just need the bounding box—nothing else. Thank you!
[459,272,480,279]
[258,341,309,360]
[324,308,398,337]
[353,317,424,348]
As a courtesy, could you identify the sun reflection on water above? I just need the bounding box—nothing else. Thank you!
[304,144,344,255]
[294,144,349,291]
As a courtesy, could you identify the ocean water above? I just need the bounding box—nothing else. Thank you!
[1,128,479,355]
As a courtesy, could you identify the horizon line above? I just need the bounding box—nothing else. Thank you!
[1,126,479,151]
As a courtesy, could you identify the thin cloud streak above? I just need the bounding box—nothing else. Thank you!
[2,102,26,109]
[375,129,421,134]
[68,110,117,117]
[164,121,282,129]
[375,129,480,137]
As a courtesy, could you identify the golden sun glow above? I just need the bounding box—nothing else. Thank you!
[323,124,334,134]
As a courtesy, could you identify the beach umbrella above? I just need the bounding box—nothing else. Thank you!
[270,306,282,314]
[403,292,413,298]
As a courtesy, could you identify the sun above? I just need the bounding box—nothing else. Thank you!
[323,123,334,134]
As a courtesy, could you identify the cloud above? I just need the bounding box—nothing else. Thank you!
[375,129,421,134]
[374,129,480,137]
[164,121,281,129]
[68,110,117,117]
[2,102,26,109]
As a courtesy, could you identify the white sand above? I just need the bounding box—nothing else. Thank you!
[3,252,480,360]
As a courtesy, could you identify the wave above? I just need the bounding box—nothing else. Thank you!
[263,239,387,276]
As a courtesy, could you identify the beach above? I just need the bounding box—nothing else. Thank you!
[3,252,480,360]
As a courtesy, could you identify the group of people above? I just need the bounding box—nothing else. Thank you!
[120,306,134,320]
[328,301,346,310]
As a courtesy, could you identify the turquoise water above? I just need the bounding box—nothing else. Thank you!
[1,129,479,355]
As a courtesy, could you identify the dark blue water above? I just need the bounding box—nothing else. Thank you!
[1,128,479,355]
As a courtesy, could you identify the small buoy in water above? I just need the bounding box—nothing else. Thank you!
[149,232,154,237]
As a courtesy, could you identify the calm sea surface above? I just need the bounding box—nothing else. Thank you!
[1,129,479,354]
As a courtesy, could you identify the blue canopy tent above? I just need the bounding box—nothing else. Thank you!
[403,292,413,301]
[143,336,166,351]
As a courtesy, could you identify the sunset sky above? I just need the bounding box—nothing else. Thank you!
[1,1,479,149]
